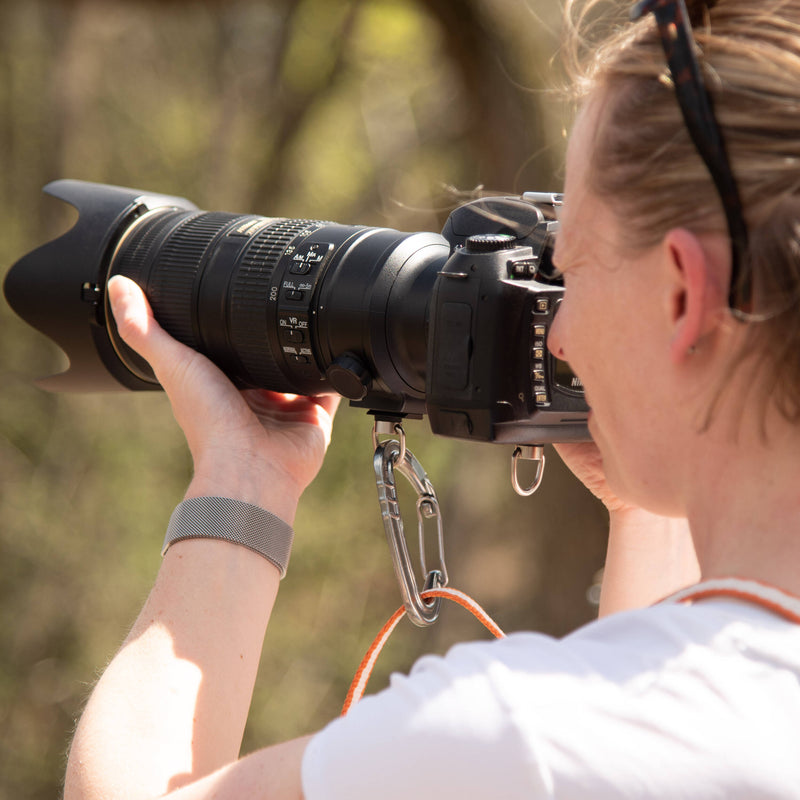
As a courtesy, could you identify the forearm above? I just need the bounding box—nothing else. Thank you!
[598,509,700,616]
[65,535,281,800]
[63,277,336,800]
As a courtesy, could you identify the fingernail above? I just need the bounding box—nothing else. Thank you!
[106,275,128,311]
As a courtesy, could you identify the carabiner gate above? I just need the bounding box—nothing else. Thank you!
[374,437,448,626]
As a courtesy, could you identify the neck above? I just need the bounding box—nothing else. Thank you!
[685,416,800,595]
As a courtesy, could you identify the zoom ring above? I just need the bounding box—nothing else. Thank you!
[229,219,316,389]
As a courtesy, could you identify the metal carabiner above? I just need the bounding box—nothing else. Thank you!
[373,437,448,626]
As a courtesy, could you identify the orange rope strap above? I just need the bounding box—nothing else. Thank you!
[342,587,505,716]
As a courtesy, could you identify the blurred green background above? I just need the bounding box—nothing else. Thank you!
[0,1,607,797]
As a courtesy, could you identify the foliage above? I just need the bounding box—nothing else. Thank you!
[0,1,605,798]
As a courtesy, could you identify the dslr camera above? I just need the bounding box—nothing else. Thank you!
[4,180,588,447]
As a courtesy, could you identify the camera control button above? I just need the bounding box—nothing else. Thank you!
[534,298,550,314]
[508,257,538,278]
[287,330,305,343]
[326,353,371,400]
[285,289,304,301]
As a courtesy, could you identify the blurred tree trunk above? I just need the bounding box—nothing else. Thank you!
[422,0,556,192]
[246,0,365,213]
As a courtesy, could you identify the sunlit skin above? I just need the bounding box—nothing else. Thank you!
[550,92,742,518]
[549,96,699,517]
[64,275,333,800]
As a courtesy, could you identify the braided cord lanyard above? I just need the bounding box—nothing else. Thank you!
[344,577,800,715]
[342,587,505,716]
[351,423,510,715]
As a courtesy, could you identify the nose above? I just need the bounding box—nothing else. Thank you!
[547,308,566,360]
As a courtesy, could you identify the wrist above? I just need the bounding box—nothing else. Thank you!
[600,511,699,616]
[186,460,302,525]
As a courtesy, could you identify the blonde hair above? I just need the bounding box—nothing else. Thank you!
[563,0,800,422]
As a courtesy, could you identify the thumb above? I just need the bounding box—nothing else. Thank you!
[107,274,194,386]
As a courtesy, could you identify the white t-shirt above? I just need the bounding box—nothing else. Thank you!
[302,592,800,798]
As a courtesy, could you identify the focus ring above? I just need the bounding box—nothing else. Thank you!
[148,212,239,348]
[113,209,186,288]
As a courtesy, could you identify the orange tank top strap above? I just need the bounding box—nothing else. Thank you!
[662,577,800,624]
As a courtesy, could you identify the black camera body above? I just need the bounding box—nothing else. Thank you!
[4,180,588,446]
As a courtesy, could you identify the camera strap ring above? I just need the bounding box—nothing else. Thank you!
[373,434,448,627]
[511,445,546,497]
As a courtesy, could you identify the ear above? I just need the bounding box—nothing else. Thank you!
[662,228,724,365]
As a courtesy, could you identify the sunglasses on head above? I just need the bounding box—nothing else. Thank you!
[630,0,751,315]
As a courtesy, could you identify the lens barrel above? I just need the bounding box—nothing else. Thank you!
[4,181,450,414]
[108,206,448,416]
[5,181,590,445]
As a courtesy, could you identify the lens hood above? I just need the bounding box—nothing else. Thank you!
[4,179,197,391]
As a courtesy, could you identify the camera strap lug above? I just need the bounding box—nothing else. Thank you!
[373,422,448,626]
[372,419,406,465]
[511,445,546,497]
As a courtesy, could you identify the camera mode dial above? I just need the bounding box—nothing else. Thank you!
[465,233,516,253]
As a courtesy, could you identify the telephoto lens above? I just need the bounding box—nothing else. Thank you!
[5,180,589,445]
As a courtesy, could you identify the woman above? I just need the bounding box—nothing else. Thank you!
[63,1,800,797]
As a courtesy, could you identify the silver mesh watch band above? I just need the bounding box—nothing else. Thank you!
[162,496,295,578]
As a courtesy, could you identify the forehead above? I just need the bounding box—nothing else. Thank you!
[556,97,621,261]
[563,99,606,212]
[554,103,600,256]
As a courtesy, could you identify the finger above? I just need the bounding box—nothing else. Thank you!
[314,394,341,419]
[554,441,601,464]
[242,391,340,435]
